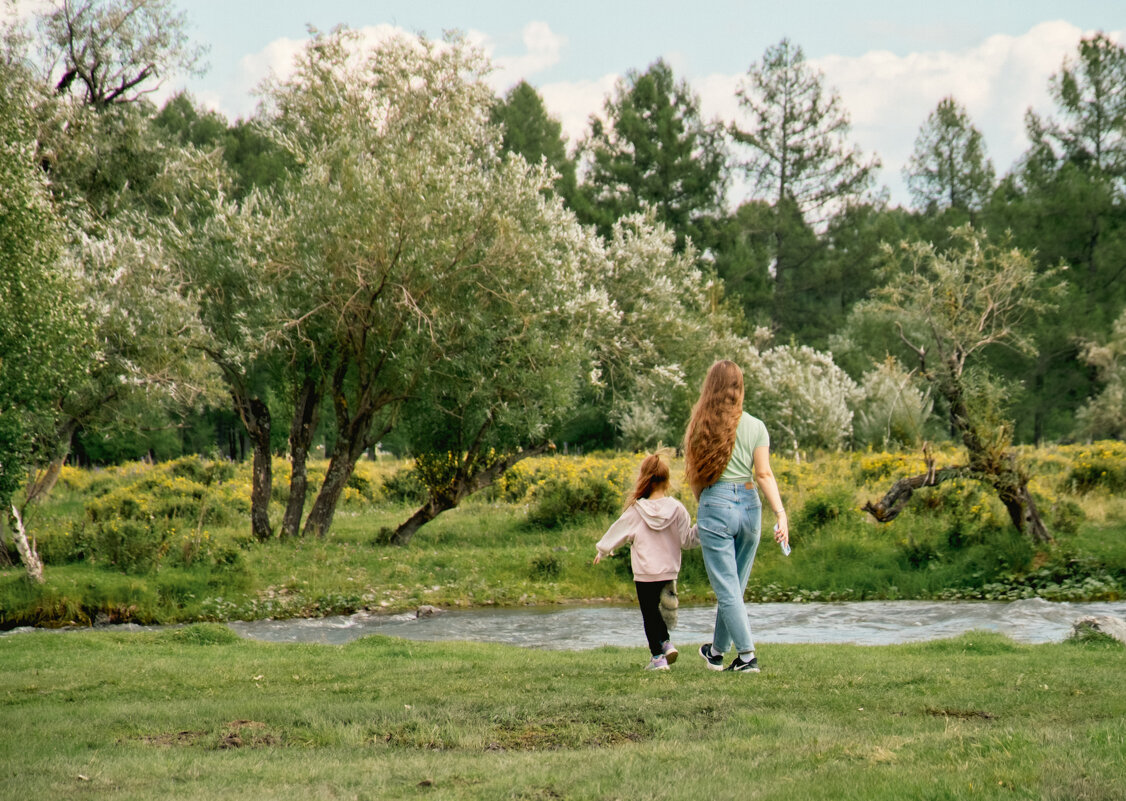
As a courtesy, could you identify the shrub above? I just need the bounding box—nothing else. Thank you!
[797,486,857,531]
[167,455,235,486]
[91,518,172,573]
[382,467,428,505]
[498,461,537,503]
[345,470,376,501]
[899,536,940,569]
[1066,458,1126,494]
[526,472,623,529]
[1048,498,1086,536]
[530,552,562,580]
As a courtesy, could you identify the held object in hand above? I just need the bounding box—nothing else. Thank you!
[775,523,791,556]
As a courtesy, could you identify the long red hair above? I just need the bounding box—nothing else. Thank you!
[683,360,744,498]
[626,453,671,508]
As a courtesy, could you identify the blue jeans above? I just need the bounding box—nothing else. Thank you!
[697,482,762,654]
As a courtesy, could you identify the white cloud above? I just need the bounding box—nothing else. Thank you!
[540,74,621,145]
[468,21,567,95]
[807,20,1112,205]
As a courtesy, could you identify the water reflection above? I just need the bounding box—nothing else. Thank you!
[227,598,1126,649]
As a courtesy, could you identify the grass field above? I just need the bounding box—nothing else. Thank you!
[0,625,1122,800]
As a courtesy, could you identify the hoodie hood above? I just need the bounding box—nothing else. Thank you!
[633,497,683,530]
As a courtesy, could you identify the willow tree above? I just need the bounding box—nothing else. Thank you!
[858,226,1065,543]
[0,61,85,582]
[257,29,601,540]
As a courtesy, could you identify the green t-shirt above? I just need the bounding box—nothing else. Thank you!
[717,412,770,485]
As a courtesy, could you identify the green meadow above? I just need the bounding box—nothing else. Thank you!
[1,625,1123,801]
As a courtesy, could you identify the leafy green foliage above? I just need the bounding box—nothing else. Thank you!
[574,59,727,253]
[904,96,995,212]
[380,466,428,506]
[0,63,85,510]
[491,80,576,202]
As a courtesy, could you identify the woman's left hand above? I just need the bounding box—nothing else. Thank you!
[773,509,789,545]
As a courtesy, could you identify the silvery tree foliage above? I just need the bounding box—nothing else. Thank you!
[586,215,754,448]
[1076,310,1126,440]
[852,358,934,450]
[743,344,860,456]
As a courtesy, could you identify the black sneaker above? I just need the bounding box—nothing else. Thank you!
[698,643,724,671]
[724,655,760,673]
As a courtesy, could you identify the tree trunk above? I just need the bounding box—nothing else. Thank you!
[23,417,79,504]
[302,447,358,539]
[992,469,1052,545]
[9,505,45,584]
[389,442,553,547]
[863,465,969,523]
[389,495,458,547]
[231,389,273,542]
[281,375,323,539]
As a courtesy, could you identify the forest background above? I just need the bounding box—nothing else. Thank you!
[2,1,1126,590]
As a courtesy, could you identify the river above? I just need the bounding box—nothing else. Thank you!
[225,598,1126,649]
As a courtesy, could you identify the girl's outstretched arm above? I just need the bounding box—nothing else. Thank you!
[593,507,638,564]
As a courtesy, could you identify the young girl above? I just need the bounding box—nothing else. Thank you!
[593,453,699,670]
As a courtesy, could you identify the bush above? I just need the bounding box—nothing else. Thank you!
[1066,458,1126,494]
[91,518,172,573]
[167,455,236,486]
[1048,498,1086,536]
[526,473,623,529]
[498,461,537,503]
[908,479,1006,549]
[797,486,857,531]
[899,536,940,569]
[529,552,562,580]
[85,474,248,530]
[381,467,428,505]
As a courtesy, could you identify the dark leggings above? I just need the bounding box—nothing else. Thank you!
[635,579,672,656]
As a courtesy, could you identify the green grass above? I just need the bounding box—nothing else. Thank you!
[0,627,1122,800]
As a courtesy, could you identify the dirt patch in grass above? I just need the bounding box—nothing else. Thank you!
[924,707,996,721]
[136,720,280,749]
[485,716,653,751]
[217,719,279,749]
[137,730,208,746]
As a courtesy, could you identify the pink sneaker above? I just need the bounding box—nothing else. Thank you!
[646,654,670,671]
[661,641,679,664]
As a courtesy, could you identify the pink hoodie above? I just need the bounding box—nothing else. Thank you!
[595,496,699,581]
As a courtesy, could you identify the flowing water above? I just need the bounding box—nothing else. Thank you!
[226,598,1126,649]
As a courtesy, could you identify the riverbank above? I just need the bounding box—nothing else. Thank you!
[2,447,1125,628]
[1,625,1122,800]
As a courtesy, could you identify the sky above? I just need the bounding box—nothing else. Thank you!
[13,1,1126,207]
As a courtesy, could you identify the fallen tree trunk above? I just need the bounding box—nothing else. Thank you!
[862,465,969,523]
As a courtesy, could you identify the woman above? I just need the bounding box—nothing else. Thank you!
[684,360,789,672]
